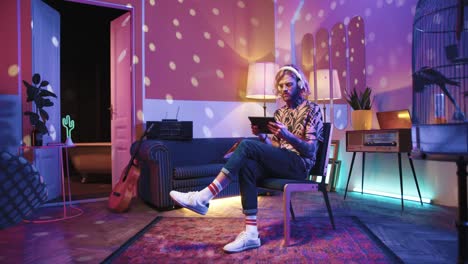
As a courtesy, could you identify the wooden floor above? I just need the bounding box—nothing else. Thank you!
[64,171,112,201]
[0,189,460,263]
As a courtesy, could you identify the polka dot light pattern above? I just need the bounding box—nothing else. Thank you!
[145,0,275,101]
[347,16,366,93]
[330,22,347,99]
[276,0,416,97]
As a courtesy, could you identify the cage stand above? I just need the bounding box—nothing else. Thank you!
[413,150,468,263]
[455,156,467,264]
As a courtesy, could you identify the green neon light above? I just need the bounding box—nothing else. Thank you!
[62,115,75,138]
[351,188,432,204]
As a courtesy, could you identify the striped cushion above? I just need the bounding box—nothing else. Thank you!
[173,164,224,180]
[172,177,214,189]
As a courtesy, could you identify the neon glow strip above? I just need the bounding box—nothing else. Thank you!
[352,188,431,204]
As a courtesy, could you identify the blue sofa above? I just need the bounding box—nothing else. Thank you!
[132,138,251,210]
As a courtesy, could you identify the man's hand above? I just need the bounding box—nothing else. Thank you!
[267,120,318,158]
[251,124,270,143]
[251,124,261,136]
[267,121,291,139]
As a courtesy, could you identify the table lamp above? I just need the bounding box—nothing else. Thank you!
[310,69,341,122]
[246,62,278,117]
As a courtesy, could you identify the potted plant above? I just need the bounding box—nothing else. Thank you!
[343,86,373,130]
[23,73,57,146]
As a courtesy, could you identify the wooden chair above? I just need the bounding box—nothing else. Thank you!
[257,122,336,246]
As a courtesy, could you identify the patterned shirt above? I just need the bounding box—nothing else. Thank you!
[272,100,324,172]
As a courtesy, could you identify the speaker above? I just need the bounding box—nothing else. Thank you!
[347,132,363,147]
[147,121,193,140]
[346,129,412,153]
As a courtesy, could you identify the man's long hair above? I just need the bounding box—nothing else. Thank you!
[274,64,310,100]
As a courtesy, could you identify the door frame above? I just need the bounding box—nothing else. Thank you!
[21,0,136,187]
[65,0,136,186]
[65,0,136,123]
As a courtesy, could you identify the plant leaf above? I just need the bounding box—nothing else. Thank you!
[39,108,49,121]
[39,89,57,98]
[34,96,45,108]
[343,86,373,110]
[35,120,49,135]
[23,80,38,102]
[24,111,40,126]
[32,73,40,85]
[40,80,49,88]
[25,74,54,132]
[362,87,372,109]
[42,98,54,107]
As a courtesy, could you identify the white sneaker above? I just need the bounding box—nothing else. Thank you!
[169,190,209,215]
[223,231,261,253]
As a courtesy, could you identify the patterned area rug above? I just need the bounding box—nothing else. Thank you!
[104,216,402,263]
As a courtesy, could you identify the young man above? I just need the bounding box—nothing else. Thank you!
[170,64,323,253]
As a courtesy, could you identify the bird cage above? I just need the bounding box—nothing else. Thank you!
[412,0,468,155]
[413,3,468,262]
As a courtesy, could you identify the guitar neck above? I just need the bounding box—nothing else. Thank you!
[123,124,154,179]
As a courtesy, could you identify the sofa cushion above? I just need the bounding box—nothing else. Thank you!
[173,164,224,180]
[172,177,215,189]
[144,138,254,167]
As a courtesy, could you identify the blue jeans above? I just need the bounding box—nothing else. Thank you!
[221,139,307,215]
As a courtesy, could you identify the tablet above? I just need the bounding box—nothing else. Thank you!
[248,116,276,134]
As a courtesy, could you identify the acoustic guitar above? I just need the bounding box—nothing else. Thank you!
[108,124,153,213]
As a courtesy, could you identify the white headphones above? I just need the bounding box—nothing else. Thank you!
[278,66,305,89]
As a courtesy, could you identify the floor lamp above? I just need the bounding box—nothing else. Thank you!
[246,62,278,117]
[310,69,341,122]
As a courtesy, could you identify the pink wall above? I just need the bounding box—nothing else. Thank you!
[2,0,417,129]
[1,0,417,138]
[0,1,20,95]
[144,0,274,101]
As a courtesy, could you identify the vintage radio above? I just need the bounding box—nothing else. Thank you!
[146,120,193,140]
[346,129,412,153]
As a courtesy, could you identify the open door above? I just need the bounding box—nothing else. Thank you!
[110,13,133,187]
[32,0,61,201]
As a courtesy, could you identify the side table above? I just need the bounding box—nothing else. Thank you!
[19,143,83,223]
[343,129,423,211]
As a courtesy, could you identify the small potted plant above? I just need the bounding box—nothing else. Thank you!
[23,73,57,146]
[343,86,373,130]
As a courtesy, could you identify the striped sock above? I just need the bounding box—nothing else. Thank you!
[208,179,223,196]
[199,179,224,203]
[245,215,258,234]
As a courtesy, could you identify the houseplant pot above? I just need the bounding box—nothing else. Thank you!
[351,110,372,130]
[344,86,374,130]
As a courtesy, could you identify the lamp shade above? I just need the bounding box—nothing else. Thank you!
[246,62,278,100]
[310,69,342,100]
